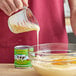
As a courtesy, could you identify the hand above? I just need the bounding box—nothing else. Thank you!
[68,0,76,35]
[0,0,28,16]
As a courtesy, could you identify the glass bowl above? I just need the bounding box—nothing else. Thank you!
[29,43,76,76]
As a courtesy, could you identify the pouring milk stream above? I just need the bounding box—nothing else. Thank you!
[8,7,40,49]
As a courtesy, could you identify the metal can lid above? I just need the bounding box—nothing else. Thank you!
[14,45,31,49]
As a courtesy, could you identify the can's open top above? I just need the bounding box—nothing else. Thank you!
[15,45,31,49]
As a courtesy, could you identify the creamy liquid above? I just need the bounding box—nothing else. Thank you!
[33,62,76,76]
[32,56,76,76]
[10,22,40,51]
[10,22,40,34]
[37,30,39,51]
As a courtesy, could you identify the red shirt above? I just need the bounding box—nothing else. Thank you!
[0,0,68,63]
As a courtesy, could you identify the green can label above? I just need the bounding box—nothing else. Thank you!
[14,48,32,67]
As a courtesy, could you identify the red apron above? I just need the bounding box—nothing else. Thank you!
[0,0,68,63]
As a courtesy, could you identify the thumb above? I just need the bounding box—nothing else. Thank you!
[22,0,28,7]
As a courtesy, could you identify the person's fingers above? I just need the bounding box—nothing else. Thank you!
[0,5,10,16]
[22,0,28,7]
[6,0,18,12]
[14,0,23,9]
[0,0,28,16]
[0,1,12,16]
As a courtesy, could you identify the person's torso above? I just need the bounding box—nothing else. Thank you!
[29,0,68,43]
[0,0,68,63]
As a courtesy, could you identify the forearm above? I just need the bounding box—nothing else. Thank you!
[68,0,76,35]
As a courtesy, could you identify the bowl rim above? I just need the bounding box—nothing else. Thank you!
[33,43,76,46]
[29,43,76,63]
[29,43,76,54]
[32,43,76,50]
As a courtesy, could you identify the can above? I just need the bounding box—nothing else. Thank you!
[14,45,33,68]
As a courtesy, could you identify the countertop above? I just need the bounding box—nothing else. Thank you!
[0,64,39,76]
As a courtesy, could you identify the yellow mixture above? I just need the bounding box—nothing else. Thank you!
[32,55,76,76]
[10,23,40,33]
